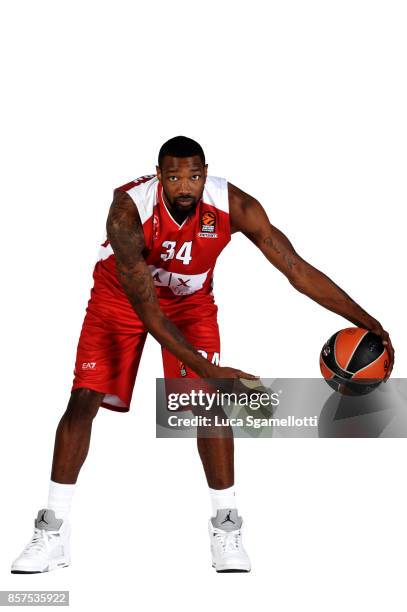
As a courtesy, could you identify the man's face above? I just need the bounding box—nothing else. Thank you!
[156,155,208,215]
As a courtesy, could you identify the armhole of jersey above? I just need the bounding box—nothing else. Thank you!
[202,175,231,242]
[218,176,229,212]
[219,177,231,242]
[125,186,148,224]
[121,176,156,225]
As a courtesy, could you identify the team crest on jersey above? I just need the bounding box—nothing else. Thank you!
[198,210,218,238]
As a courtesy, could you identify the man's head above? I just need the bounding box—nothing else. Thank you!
[156,136,208,216]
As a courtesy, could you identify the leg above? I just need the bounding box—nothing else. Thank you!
[160,310,251,572]
[197,417,234,490]
[11,284,147,574]
[10,388,104,575]
[161,309,233,490]
[51,387,105,484]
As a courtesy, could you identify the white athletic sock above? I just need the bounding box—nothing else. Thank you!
[47,480,76,521]
[209,485,237,516]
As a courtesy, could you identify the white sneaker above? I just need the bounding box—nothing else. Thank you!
[11,509,71,574]
[209,509,251,573]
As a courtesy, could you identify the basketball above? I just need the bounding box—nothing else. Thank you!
[320,327,390,395]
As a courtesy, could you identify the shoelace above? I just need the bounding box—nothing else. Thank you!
[213,528,242,553]
[22,528,59,555]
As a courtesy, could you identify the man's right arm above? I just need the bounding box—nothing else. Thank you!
[106,189,257,380]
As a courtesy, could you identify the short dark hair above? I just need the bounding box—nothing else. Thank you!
[158,135,206,167]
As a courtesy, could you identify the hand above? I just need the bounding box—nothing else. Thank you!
[208,365,260,380]
[370,324,395,382]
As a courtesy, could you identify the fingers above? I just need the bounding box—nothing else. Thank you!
[384,367,392,382]
[237,371,260,380]
[384,350,394,381]
[381,333,395,382]
[386,342,394,382]
[381,339,389,382]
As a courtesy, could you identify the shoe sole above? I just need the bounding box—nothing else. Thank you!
[11,562,70,574]
[212,563,251,573]
[11,570,43,574]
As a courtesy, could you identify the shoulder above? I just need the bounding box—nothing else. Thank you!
[227,181,259,212]
[114,174,157,199]
[114,174,158,224]
[227,182,268,234]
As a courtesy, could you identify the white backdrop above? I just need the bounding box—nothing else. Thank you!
[1,1,406,610]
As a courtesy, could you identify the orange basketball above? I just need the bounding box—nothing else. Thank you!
[320,327,390,395]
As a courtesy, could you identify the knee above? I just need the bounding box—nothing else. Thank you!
[208,477,234,490]
[65,388,105,422]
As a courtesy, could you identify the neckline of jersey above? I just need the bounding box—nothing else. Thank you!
[158,181,201,230]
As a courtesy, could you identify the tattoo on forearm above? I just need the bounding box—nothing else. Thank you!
[263,236,277,250]
[107,193,157,304]
[117,268,157,305]
[263,236,298,270]
[108,225,145,269]
[162,318,200,354]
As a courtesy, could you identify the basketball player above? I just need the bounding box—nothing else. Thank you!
[11,136,394,574]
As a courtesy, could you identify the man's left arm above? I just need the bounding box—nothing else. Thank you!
[228,182,395,380]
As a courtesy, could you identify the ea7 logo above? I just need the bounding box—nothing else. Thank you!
[82,362,96,370]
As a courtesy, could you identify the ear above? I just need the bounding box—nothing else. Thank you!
[156,165,161,182]
[204,164,208,178]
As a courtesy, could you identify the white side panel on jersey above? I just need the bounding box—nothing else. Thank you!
[148,265,210,296]
[126,175,158,224]
[203,176,229,213]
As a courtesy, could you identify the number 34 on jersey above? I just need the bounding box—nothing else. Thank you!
[160,241,192,265]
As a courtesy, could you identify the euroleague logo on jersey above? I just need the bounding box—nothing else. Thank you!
[198,210,218,238]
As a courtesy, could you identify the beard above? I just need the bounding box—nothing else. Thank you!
[173,196,197,213]
[163,188,203,215]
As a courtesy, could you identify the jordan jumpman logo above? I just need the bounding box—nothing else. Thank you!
[39,510,48,525]
[221,510,235,525]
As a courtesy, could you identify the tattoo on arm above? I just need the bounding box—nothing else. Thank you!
[106,193,145,267]
[116,269,157,305]
[106,192,157,305]
[161,317,199,353]
[229,183,300,276]
[262,235,298,271]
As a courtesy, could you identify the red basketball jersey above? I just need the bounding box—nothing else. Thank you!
[95,174,231,302]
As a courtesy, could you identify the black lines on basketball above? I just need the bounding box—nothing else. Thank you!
[347,332,384,374]
[320,332,352,380]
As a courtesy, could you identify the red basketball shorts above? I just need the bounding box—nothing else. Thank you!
[71,285,221,412]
